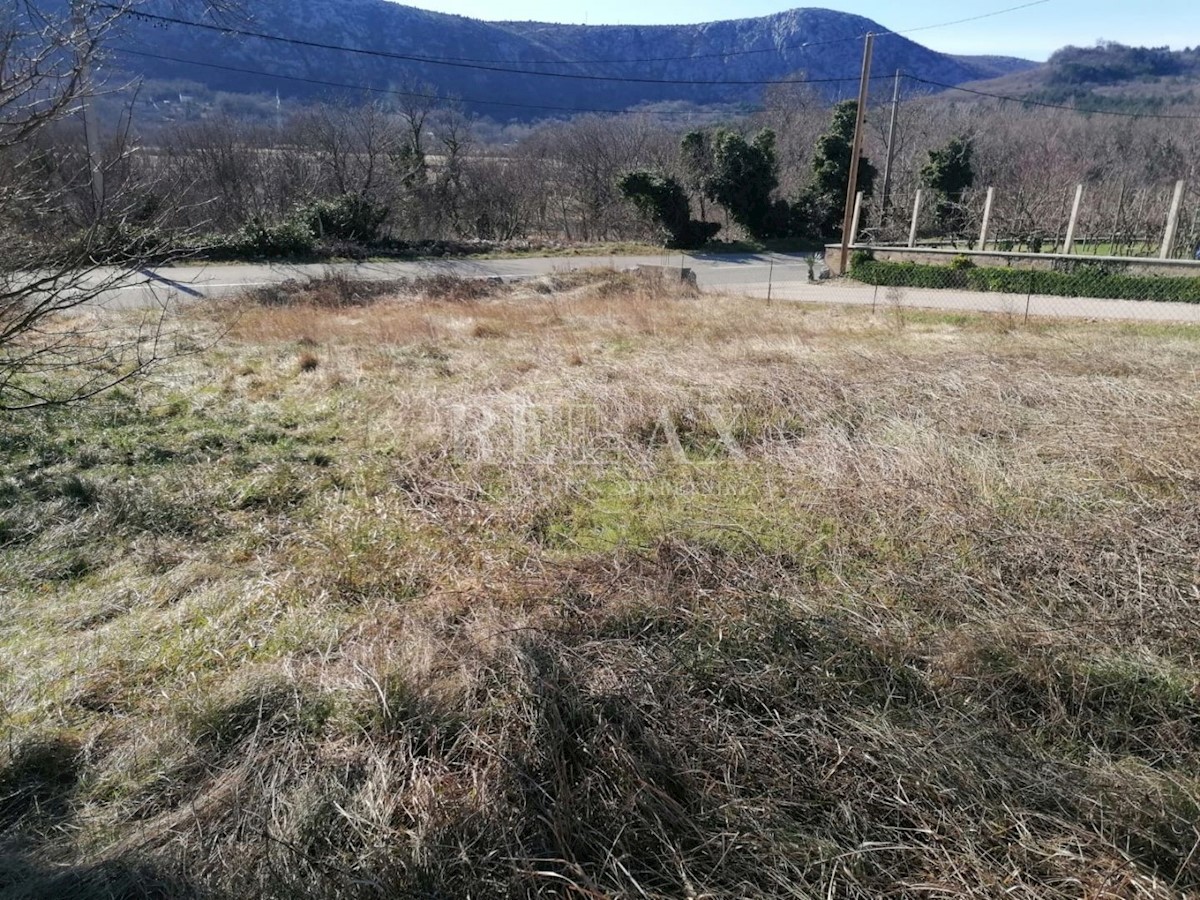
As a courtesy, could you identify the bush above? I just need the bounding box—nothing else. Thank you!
[62,222,175,264]
[850,255,1200,303]
[849,250,875,270]
[301,194,390,244]
[617,171,720,249]
[244,272,404,308]
[232,218,316,259]
[409,274,510,303]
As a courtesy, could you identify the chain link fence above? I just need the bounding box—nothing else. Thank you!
[836,252,1200,323]
[706,261,1200,325]
[771,179,1200,324]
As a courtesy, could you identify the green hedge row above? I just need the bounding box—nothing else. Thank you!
[850,256,1200,304]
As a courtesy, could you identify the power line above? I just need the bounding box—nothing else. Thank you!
[111,47,767,116]
[114,6,891,87]
[110,48,630,113]
[888,0,1051,37]
[109,4,1196,123]
[110,0,1052,69]
[112,45,1199,125]
[905,75,1200,120]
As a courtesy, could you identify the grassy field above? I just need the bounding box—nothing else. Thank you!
[2,272,1200,898]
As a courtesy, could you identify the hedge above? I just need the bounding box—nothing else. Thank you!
[850,255,1200,304]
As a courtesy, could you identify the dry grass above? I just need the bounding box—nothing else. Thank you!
[2,274,1200,898]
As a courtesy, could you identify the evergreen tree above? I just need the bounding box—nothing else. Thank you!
[702,129,787,240]
[921,136,976,234]
[617,171,721,249]
[804,101,878,241]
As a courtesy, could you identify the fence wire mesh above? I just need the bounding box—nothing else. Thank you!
[782,178,1200,325]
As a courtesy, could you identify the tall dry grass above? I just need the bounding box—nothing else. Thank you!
[2,273,1199,898]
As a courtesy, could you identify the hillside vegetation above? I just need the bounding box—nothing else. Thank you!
[1046,44,1200,85]
[966,42,1200,114]
[2,275,1199,897]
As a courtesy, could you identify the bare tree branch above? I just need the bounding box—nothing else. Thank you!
[0,0,233,410]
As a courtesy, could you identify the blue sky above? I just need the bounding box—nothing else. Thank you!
[394,0,1198,60]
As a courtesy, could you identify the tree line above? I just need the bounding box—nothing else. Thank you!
[5,4,1200,268]
[19,93,1196,261]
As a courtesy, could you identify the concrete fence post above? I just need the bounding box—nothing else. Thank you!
[849,191,865,247]
[1161,180,1185,260]
[1063,185,1084,255]
[978,186,995,251]
[908,190,923,248]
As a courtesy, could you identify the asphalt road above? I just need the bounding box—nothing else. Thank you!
[91,252,810,307]
[91,253,1200,325]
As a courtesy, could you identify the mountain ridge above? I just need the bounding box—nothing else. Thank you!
[114,2,1037,119]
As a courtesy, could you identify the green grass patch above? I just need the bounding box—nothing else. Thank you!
[541,467,821,557]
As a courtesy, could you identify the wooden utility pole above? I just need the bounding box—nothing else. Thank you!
[72,1,104,216]
[838,33,875,275]
[879,69,902,224]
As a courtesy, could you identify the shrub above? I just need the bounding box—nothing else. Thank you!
[301,193,390,244]
[850,256,1200,303]
[233,218,316,259]
[244,272,404,308]
[617,171,720,249]
[62,222,175,264]
[409,274,509,303]
[849,250,875,270]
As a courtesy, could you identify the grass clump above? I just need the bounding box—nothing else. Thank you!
[407,273,511,303]
[0,736,82,833]
[183,678,333,759]
[245,271,406,308]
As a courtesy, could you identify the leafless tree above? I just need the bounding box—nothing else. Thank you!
[0,0,237,410]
